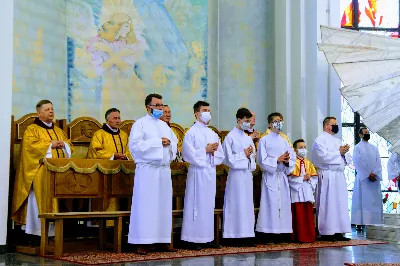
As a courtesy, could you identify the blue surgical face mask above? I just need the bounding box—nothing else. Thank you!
[151,108,163,119]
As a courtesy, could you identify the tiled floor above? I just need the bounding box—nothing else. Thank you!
[1,230,400,265]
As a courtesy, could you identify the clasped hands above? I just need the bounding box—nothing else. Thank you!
[114,153,128,160]
[368,173,378,182]
[51,140,65,149]
[339,144,350,155]
[249,131,261,141]
[277,151,290,164]
[162,137,171,147]
[206,142,219,154]
[244,145,253,158]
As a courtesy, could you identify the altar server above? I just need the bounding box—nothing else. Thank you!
[128,93,178,254]
[222,108,256,247]
[312,117,352,241]
[288,139,318,243]
[255,112,296,243]
[181,101,225,250]
[351,127,383,228]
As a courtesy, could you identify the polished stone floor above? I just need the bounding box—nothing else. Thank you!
[1,230,400,265]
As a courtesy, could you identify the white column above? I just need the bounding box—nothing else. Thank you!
[272,0,340,147]
[0,0,13,246]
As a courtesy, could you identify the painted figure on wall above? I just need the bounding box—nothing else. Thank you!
[66,0,208,124]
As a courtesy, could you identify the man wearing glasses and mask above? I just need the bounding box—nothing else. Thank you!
[312,117,352,241]
[256,112,296,244]
[127,93,178,254]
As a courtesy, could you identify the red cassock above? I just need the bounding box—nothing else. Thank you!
[291,202,315,242]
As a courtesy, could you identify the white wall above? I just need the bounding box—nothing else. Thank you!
[0,0,14,246]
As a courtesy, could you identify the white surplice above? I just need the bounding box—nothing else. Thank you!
[23,122,71,237]
[181,121,225,243]
[288,158,318,203]
[255,132,296,234]
[222,127,256,238]
[351,141,383,225]
[127,114,177,244]
[388,153,400,193]
[312,131,352,235]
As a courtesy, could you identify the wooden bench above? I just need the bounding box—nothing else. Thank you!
[39,211,130,258]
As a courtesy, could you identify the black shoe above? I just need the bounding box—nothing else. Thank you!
[334,234,351,241]
[184,242,202,250]
[201,242,222,249]
[28,235,40,246]
[320,235,336,241]
[242,239,257,247]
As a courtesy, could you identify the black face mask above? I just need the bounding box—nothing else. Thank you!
[331,124,339,134]
[363,133,370,141]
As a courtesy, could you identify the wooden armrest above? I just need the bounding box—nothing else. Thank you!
[39,211,131,219]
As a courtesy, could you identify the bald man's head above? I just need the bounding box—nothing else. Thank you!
[250,111,256,128]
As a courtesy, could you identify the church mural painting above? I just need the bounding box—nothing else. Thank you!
[67,0,209,124]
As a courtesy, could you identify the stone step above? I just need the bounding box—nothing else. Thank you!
[366,224,400,243]
[384,213,400,226]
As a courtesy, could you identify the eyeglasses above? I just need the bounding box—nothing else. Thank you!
[149,104,165,107]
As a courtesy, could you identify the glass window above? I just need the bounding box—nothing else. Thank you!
[341,0,356,27]
[341,96,354,123]
[358,0,399,28]
[341,0,399,214]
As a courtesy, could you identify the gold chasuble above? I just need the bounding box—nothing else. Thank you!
[87,124,131,225]
[289,157,318,177]
[263,128,293,148]
[87,124,132,160]
[11,119,73,225]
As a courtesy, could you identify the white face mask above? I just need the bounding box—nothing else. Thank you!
[272,121,284,131]
[200,111,211,123]
[297,148,307,158]
[240,121,251,131]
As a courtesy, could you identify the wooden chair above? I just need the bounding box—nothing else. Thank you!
[119,120,135,135]
[208,125,225,143]
[170,123,185,149]
[62,117,102,158]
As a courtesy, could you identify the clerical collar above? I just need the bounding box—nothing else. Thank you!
[233,127,244,134]
[102,123,120,135]
[247,128,254,133]
[195,120,208,128]
[34,118,54,129]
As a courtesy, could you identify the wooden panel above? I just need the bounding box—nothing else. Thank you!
[66,117,102,144]
[14,113,38,142]
[110,172,134,196]
[119,120,135,135]
[208,125,224,142]
[55,170,102,196]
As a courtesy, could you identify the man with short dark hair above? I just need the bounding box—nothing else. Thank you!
[288,139,318,243]
[128,93,178,254]
[222,108,256,247]
[181,100,225,250]
[264,112,292,147]
[312,116,352,241]
[256,112,296,244]
[11,100,73,243]
[351,127,383,230]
